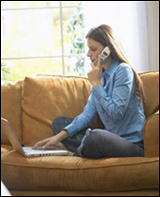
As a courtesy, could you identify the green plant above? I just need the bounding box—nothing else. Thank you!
[67,4,85,75]
[1,62,12,80]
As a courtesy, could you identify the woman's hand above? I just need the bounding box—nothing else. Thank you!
[87,55,102,88]
[33,130,70,150]
[33,136,60,150]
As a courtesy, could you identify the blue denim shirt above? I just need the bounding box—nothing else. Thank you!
[65,59,146,143]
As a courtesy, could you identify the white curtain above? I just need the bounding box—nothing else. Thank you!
[82,1,149,73]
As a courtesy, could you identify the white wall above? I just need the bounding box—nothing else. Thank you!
[83,1,159,72]
[146,1,159,71]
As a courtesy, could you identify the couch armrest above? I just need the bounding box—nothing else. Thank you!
[143,111,159,157]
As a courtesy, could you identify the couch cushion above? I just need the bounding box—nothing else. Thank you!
[1,151,159,192]
[139,71,159,118]
[22,76,92,146]
[1,145,14,154]
[1,80,23,145]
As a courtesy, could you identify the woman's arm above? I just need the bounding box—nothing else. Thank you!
[64,93,97,137]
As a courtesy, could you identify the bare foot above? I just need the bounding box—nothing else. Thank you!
[68,151,74,156]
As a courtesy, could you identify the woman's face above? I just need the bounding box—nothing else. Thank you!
[87,38,104,63]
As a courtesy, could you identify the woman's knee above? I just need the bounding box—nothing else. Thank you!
[84,129,102,144]
[80,129,106,159]
[84,129,112,145]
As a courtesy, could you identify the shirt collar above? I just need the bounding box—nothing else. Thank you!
[102,58,119,77]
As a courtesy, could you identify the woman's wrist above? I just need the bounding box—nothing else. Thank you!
[92,81,101,88]
[55,130,70,142]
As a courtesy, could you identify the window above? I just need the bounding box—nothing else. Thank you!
[1,1,85,81]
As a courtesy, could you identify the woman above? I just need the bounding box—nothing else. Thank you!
[33,24,146,159]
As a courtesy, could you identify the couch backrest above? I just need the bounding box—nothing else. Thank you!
[1,80,23,145]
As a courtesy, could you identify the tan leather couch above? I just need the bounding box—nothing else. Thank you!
[1,71,159,196]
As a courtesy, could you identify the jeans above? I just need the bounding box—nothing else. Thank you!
[51,116,144,159]
[74,128,144,159]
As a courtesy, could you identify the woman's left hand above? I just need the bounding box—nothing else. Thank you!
[87,55,102,88]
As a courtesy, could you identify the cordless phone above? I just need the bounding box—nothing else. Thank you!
[94,46,111,66]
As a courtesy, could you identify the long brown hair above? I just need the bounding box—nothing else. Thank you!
[86,24,146,104]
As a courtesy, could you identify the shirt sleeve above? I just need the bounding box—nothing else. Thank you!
[64,93,97,137]
[92,65,135,121]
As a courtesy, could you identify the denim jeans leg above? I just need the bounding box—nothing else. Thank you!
[74,129,144,159]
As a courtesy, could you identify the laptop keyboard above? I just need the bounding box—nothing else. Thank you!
[22,146,67,154]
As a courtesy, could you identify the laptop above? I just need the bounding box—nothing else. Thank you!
[1,117,69,157]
